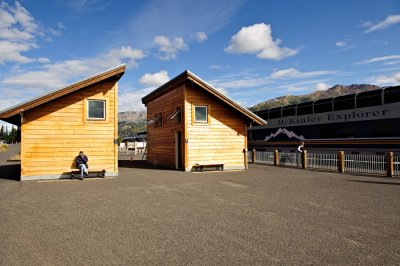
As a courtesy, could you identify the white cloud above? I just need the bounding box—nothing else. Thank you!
[224,23,298,60]
[215,87,228,96]
[371,72,400,86]
[2,45,145,93]
[0,2,38,39]
[119,87,154,112]
[364,14,400,33]
[315,82,330,91]
[153,35,188,60]
[139,70,170,87]
[37,57,50,63]
[0,40,33,64]
[384,61,400,66]
[393,73,400,82]
[0,1,41,64]
[101,46,145,68]
[358,55,400,64]
[335,40,355,51]
[194,32,207,42]
[335,41,347,47]
[209,68,335,91]
[269,68,335,80]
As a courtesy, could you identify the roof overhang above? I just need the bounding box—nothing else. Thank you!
[0,64,126,126]
[142,70,267,126]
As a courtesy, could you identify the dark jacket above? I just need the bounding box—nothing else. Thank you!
[76,155,88,168]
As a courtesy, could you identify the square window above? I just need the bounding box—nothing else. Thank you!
[194,105,208,123]
[88,100,105,120]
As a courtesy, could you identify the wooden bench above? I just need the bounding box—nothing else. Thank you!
[70,169,106,179]
[194,163,224,172]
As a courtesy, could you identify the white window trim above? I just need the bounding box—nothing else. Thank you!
[194,105,208,123]
[87,99,106,120]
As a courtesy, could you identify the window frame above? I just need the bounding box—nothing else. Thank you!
[193,105,209,124]
[87,99,106,120]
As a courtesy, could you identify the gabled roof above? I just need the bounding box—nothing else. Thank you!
[142,70,267,125]
[0,64,126,126]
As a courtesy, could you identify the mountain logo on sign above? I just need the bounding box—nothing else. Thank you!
[264,128,305,141]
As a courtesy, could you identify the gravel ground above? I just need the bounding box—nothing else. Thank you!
[0,154,399,265]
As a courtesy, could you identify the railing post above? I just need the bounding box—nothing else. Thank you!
[252,149,256,163]
[134,141,138,156]
[338,151,344,173]
[302,150,307,169]
[274,150,279,166]
[387,152,394,177]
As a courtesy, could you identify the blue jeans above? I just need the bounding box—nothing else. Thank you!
[79,164,88,177]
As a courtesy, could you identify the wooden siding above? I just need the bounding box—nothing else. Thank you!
[185,83,247,170]
[146,85,184,168]
[21,79,118,178]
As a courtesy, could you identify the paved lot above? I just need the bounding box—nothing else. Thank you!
[0,151,399,265]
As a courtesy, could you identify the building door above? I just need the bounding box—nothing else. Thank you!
[175,131,183,169]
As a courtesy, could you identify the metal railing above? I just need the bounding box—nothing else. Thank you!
[307,152,337,171]
[278,152,301,167]
[255,151,274,165]
[394,155,400,177]
[249,149,399,177]
[344,154,386,175]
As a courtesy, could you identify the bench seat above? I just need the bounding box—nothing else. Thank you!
[193,163,224,172]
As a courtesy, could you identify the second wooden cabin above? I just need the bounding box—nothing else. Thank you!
[142,70,267,171]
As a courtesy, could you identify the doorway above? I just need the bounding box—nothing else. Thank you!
[175,131,183,169]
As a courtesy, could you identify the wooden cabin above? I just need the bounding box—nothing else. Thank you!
[142,70,267,171]
[0,65,125,180]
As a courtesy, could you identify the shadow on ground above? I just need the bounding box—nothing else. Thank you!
[0,164,21,181]
[118,160,172,170]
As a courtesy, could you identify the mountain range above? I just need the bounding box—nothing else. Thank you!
[249,84,382,111]
[118,111,147,137]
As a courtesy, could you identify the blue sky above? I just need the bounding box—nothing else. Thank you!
[1,0,400,129]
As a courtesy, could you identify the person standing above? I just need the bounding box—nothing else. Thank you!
[297,141,305,152]
[297,142,305,167]
[76,151,89,180]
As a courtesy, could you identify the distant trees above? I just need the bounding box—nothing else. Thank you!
[0,125,20,143]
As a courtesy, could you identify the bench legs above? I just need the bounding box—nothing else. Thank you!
[71,170,106,179]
